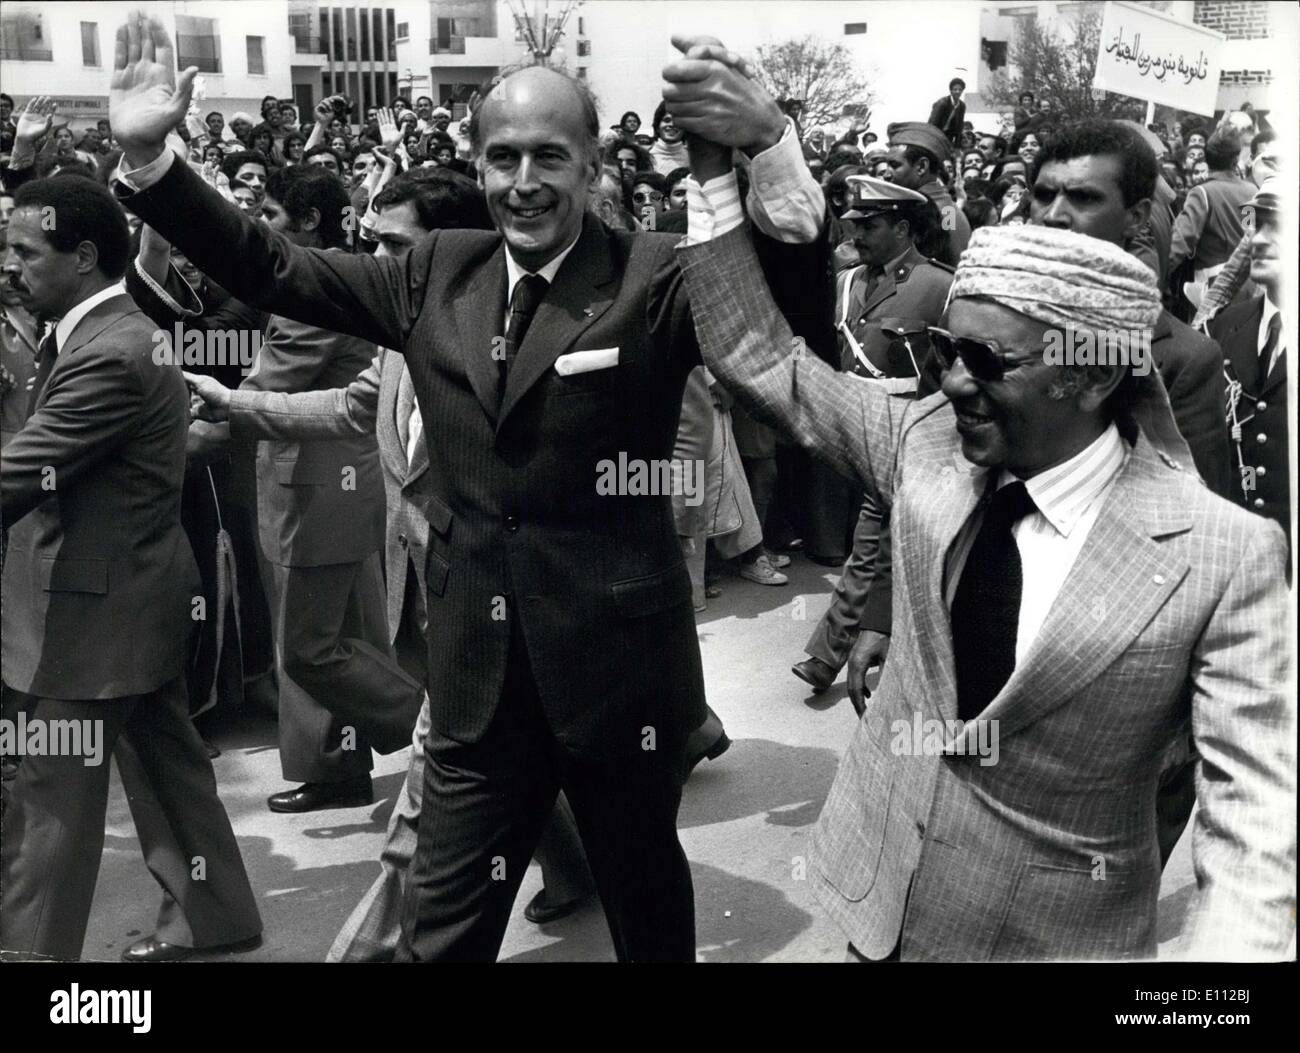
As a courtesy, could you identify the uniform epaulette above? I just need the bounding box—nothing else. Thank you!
[926,258,956,273]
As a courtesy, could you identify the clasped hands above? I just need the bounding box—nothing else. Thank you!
[661,35,787,182]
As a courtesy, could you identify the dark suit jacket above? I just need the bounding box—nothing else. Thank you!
[241,312,386,568]
[121,160,831,758]
[927,96,965,146]
[1153,309,1234,501]
[227,347,428,647]
[1,294,201,699]
[1210,295,1290,548]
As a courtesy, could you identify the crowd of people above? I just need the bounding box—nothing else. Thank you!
[0,12,1292,965]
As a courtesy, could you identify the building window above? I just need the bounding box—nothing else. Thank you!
[844,22,867,35]
[0,7,53,62]
[577,67,587,80]
[246,35,265,75]
[176,14,221,73]
[81,21,100,66]
[576,39,591,57]
[578,16,585,35]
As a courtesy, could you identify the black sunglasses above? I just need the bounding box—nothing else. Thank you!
[927,327,1026,383]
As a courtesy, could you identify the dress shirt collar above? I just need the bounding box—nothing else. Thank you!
[504,233,580,304]
[54,281,126,350]
[996,423,1126,539]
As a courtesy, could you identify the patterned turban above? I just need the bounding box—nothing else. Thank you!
[946,224,1196,475]
[948,223,1161,334]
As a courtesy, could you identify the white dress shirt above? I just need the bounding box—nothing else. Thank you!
[684,117,825,246]
[54,281,128,349]
[1257,295,1285,377]
[943,424,1129,666]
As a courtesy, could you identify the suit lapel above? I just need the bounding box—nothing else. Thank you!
[497,214,617,429]
[909,433,989,722]
[454,247,508,422]
[964,439,1191,746]
[375,350,408,485]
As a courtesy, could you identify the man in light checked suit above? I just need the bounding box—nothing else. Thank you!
[669,181,1294,959]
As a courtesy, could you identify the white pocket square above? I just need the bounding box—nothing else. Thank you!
[555,347,619,375]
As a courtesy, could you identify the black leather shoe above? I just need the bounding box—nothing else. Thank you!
[683,722,731,781]
[523,888,589,925]
[792,657,838,693]
[267,776,373,813]
[121,934,262,962]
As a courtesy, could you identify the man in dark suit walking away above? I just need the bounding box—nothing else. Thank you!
[109,16,825,961]
[0,174,260,962]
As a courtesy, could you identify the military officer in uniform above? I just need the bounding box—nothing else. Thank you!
[884,121,971,267]
[794,176,954,693]
[1209,178,1290,560]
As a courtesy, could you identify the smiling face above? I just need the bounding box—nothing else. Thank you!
[1018,133,1040,164]
[657,112,683,144]
[477,68,599,271]
[940,298,1113,476]
[234,162,268,196]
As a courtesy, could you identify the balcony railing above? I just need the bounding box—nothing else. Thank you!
[430,35,466,54]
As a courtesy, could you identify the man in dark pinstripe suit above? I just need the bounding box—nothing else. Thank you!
[110,16,828,960]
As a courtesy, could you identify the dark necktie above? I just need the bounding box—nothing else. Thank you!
[27,326,59,418]
[951,479,1037,722]
[1259,312,1281,379]
[500,274,549,391]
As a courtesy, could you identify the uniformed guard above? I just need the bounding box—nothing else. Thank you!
[835,174,955,382]
[885,120,972,266]
[1209,177,1290,558]
[794,176,956,696]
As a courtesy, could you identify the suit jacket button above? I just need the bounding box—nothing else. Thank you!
[398,533,408,547]
[504,515,520,533]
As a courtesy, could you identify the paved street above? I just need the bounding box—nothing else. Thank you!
[83,554,1196,963]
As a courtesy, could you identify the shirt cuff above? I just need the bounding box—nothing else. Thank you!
[684,169,744,246]
[745,117,825,244]
[133,257,204,317]
[114,149,176,192]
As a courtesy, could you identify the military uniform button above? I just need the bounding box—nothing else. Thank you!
[1256,466,1266,477]
[1256,433,1267,444]
[1253,498,1265,509]
[1256,401,1267,411]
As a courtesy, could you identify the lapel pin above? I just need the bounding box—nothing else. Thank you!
[582,307,594,317]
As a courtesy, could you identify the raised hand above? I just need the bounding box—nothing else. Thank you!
[15,96,57,145]
[663,34,785,157]
[109,10,198,164]
[315,95,345,128]
[376,108,402,151]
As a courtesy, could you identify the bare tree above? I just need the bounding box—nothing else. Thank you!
[751,36,873,132]
[984,4,1145,123]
